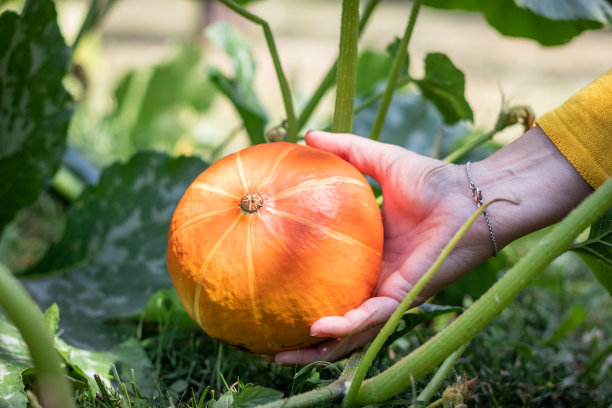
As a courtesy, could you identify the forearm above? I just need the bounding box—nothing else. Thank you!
[468,126,593,250]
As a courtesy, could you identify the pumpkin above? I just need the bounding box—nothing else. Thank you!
[166,142,383,354]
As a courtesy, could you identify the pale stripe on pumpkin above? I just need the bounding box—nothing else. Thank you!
[168,207,236,241]
[191,182,240,200]
[193,215,242,326]
[266,207,381,256]
[235,152,248,192]
[269,176,368,201]
[246,218,279,350]
[256,145,296,190]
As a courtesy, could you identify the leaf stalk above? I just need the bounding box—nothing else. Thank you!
[0,265,75,408]
[218,0,298,142]
[369,0,423,141]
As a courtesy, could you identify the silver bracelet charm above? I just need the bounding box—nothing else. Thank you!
[466,162,498,257]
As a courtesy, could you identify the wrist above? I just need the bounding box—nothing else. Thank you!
[469,126,593,249]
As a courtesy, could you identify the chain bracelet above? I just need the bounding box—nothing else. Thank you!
[466,162,498,257]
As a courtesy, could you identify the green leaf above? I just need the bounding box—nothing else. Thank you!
[0,0,72,233]
[355,50,395,96]
[424,0,612,46]
[140,288,196,327]
[382,304,464,350]
[106,43,216,158]
[22,152,208,348]
[436,253,511,305]
[0,308,30,408]
[235,385,283,408]
[571,208,612,297]
[213,391,235,408]
[354,90,470,158]
[205,22,268,145]
[415,53,473,124]
[544,304,585,344]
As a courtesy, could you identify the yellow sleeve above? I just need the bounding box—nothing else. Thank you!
[536,69,612,189]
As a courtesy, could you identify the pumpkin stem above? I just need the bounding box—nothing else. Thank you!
[240,193,264,213]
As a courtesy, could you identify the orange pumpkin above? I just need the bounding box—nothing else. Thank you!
[166,142,383,354]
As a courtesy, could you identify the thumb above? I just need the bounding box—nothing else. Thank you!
[305,130,403,182]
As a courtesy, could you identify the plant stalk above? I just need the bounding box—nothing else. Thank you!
[258,350,365,408]
[297,0,380,131]
[342,201,497,407]
[72,0,118,53]
[369,0,422,141]
[218,0,298,142]
[356,177,612,404]
[0,264,75,408]
[410,342,469,408]
[333,0,360,133]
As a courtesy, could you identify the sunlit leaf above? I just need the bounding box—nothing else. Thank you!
[424,0,612,46]
[0,308,30,408]
[415,53,473,124]
[0,0,72,233]
[22,152,207,348]
[107,43,216,158]
[206,22,268,145]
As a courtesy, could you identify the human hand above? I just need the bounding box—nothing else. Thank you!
[274,130,496,365]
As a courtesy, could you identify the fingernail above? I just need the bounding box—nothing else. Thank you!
[310,330,320,337]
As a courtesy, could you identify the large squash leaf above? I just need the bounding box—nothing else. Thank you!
[424,0,612,46]
[22,152,207,348]
[571,208,612,297]
[353,90,473,159]
[205,22,268,145]
[0,0,72,233]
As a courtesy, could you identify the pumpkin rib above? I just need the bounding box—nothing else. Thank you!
[191,182,241,200]
[255,144,297,191]
[257,213,338,316]
[168,207,236,242]
[246,217,279,351]
[266,207,382,256]
[193,214,242,326]
[268,176,368,202]
[235,152,249,191]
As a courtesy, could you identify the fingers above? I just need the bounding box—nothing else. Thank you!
[273,296,399,366]
[274,324,383,366]
[310,296,399,338]
[305,130,404,182]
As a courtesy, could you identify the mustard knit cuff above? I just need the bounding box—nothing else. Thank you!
[535,69,612,189]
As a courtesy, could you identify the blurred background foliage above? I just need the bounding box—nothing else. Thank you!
[1,0,612,406]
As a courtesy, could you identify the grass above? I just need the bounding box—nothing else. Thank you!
[2,195,611,407]
[66,258,612,407]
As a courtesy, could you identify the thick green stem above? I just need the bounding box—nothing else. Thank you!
[343,202,497,407]
[333,0,360,133]
[218,0,298,142]
[258,350,365,408]
[369,0,422,141]
[0,264,74,408]
[410,342,469,408]
[356,178,612,404]
[297,0,379,131]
